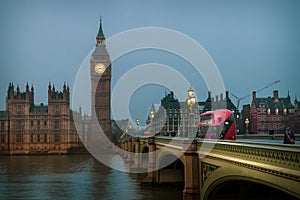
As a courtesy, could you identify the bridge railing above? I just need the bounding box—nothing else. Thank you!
[137,136,300,180]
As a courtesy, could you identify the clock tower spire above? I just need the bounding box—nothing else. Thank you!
[96,17,105,46]
[90,17,112,139]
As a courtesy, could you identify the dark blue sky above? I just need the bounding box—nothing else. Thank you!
[1,0,299,124]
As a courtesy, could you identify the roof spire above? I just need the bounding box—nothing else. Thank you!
[287,90,291,101]
[96,16,105,42]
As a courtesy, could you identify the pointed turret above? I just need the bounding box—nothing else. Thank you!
[63,82,67,92]
[7,83,13,99]
[48,82,51,92]
[96,17,106,46]
[16,85,20,98]
[26,82,29,92]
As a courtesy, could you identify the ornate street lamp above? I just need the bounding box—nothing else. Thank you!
[245,118,249,135]
[128,124,132,136]
[149,110,155,135]
[135,118,140,136]
[186,86,196,139]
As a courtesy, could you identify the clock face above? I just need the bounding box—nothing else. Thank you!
[94,63,106,74]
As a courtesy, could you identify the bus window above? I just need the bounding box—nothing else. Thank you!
[199,109,236,140]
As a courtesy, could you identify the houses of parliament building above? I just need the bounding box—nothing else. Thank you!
[0,80,111,154]
[0,19,112,154]
[0,83,84,154]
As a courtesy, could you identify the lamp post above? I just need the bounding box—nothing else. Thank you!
[245,118,249,135]
[236,113,240,135]
[149,110,155,135]
[128,124,132,137]
[136,118,140,136]
[186,86,196,139]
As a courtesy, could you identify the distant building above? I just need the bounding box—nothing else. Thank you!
[148,90,237,137]
[294,98,300,134]
[249,90,298,134]
[0,83,84,154]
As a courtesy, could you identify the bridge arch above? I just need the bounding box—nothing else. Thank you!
[204,175,299,200]
[140,143,148,154]
[156,151,184,185]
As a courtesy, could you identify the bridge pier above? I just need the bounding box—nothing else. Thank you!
[123,140,128,159]
[140,136,157,185]
[132,137,140,169]
[183,139,200,195]
[147,137,157,182]
[126,139,133,163]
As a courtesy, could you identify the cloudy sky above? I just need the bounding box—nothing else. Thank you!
[0,0,299,124]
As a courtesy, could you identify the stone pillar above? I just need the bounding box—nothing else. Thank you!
[132,137,140,169]
[183,139,200,194]
[121,142,125,150]
[147,137,157,182]
[126,139,132,163]
[123,140,128,159]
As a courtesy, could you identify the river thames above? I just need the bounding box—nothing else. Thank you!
[0,154,183,200]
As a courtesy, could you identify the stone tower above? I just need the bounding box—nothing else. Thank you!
[90,18,112,138]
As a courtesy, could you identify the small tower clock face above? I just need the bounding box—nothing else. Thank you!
[95,63,106,74]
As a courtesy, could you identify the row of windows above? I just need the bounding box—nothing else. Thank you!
[16,105,61,114]
[13,120,61,130]
[164,109,200,115]
[15,133,61,143]
[258,107,294,115]
[257,116,286,122]
[258,123,281,130]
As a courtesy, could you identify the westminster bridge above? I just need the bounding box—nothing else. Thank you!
[120,137,300,200]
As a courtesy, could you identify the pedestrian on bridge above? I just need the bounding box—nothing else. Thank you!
[283,127,295,144]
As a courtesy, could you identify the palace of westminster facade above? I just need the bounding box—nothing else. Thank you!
[0,19,111,154]
[1,20,299,154]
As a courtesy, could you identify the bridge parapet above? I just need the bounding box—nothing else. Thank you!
[205,141,300,181]
[138,137,299,174]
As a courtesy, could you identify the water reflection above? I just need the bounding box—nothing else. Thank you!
[0,154,182,200]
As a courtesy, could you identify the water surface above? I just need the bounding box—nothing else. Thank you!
[0,154,183,200]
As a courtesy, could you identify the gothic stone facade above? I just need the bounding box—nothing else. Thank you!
[250,90,298,134]
[0,83,84,154]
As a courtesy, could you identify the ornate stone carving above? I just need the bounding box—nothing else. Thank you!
[201,162,219,186]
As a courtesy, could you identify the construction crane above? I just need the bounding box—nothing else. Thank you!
[231,80,280,111]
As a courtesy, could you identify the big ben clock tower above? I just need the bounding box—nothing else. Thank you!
[90,18,111,138]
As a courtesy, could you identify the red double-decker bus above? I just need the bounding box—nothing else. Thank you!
[197,109,236,140]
